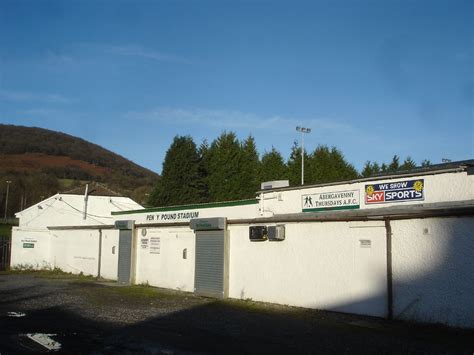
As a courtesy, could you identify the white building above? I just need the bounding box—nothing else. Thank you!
[11,192,142,279]
[11,161,474,328]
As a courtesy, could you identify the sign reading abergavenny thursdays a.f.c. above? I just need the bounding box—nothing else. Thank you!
[302,190,360,212]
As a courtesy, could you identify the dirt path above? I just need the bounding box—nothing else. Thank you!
[0,273,473,354]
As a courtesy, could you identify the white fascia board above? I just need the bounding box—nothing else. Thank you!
[15,193,60,216]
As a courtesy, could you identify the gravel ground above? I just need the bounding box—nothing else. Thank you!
[0,272,473,354]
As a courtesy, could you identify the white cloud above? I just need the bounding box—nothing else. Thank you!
[0,90,73,104]
[125,107,355,133]
[16,108,59,116]
[105,45,189,64]
[44,50,75,65]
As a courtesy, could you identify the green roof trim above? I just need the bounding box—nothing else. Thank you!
[302,205,360,212]
[112,198,259,215]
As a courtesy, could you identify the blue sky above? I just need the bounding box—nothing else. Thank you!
[1,0,472,174]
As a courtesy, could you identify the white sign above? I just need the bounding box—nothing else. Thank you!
[302,190,360,212]
[145,211,200,222]
[150,237,161,254]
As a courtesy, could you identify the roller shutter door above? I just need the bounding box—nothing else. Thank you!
[194,230,225,298]
[118,229,132,285]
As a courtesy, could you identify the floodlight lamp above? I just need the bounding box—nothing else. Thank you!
[296,127,311,133]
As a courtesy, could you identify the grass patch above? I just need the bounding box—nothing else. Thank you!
[36,270,97,281]
[7,267,97,281]
[0,224,12,237]
[58,178,86,188]
[98,284,178,299]
[81,283,191,308]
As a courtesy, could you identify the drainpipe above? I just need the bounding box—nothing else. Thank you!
[385,218,393,320]
[97,229,102,279]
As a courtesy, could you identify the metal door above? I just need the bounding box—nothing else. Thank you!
[117,229,132,285]
[348,224,387,317]
[194,230,227,298]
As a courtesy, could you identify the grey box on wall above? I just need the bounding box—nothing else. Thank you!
[268,225,285,241]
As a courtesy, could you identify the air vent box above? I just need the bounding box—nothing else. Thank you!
[268,225,285,241]
[249,226,268,241]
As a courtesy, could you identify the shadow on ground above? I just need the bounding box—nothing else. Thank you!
[1,276,474,354]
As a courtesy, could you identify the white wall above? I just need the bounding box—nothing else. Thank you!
[16,194,142,229]
[262,171,473,216]
[49,229,100,276]
[11,228,52,269]
[131,220,389,318]
[392,217,474,328]
[11,193,137,278]
[12,227,119,280]
[134,226,195,291]
[47,228,120,279]
[228,221,387,317]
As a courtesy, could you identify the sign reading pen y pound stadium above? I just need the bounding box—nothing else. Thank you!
[365,179,424,204]
[302,190,360,212]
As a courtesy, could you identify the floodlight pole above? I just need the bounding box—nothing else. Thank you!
[296,127,311,185]
[4,180,11,221]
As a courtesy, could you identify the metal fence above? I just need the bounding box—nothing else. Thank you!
[0,235,11,271]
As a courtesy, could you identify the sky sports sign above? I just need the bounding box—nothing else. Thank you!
[365,179,424,204]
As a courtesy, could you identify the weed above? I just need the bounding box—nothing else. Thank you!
[8,265,96,280]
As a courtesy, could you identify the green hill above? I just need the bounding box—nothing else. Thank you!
[0,124,159,216]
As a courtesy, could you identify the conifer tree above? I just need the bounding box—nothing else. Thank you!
[259,147,288,183]
[388,155,400,172]
[206,132,243,201]
[148,136,205,206]
[400,156,417,171]
[361,161,381,178]
[238,135,260,198]
[287,141,307,186]
[328,147,359,181]
[307,145,358,184]
[196,140,210,203]
[421,159,431,168]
